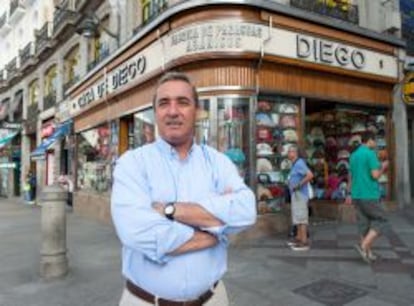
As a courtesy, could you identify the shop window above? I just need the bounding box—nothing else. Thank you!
[217,97,250,182]
[77,123,114,193]
[256,96,301,214]
[128,108,156,149]
[29,79,39,105]
[63,45,80,92]
[195,99,211,145]
[305,102,389,201]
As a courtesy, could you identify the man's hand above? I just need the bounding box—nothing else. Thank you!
[152,202,165,215]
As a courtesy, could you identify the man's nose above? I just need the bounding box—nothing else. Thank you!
[166,101,180,115]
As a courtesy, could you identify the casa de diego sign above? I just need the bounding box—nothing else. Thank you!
[69,20,398,116]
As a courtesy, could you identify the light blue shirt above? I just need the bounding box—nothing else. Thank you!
[288,158,310,200]
[111,138,256,301]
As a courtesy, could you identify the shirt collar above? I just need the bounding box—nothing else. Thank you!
[155,137,199,159]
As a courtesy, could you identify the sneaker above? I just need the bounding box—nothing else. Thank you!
[290,242,310,251]
[367,250,379,261]
[286,239,301,247]
[354,244,371,263]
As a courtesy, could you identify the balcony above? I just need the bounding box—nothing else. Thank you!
[63,75,79,94]
[0,12,12,36]
[43,92,57,111]
[134,0,168,35]
[290,0,359,25]
[53,1,79,40]
[35,22,55,59]
[9,0,26,25]
[19,41,37,72]
[6,57,20,81]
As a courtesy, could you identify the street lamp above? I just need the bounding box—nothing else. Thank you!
[75,12,120,47]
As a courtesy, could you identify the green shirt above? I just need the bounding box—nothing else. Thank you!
[349,145,380,200]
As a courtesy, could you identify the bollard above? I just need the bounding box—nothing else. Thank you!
[40,184,68,279]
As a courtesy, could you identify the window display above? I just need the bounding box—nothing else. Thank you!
[256,96,300,214]
[77,123,113,193]
[195,99,210,145]
[128,108,156,149]
[305,108,389,201]
[217,97,250,180]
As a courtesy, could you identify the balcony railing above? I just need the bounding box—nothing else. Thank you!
[6,57,19,80]
[19,41,36,70]
[35,22,54,56]
[134,0,168,34]
[9,0,25,25]
[87,48,110,72]
[43,92,57,110]
[53,1,79,39]
[290,0,359,25]
[63,75,80,94]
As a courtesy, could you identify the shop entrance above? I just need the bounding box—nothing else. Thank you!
[304,100,390,202]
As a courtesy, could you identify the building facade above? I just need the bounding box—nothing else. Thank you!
[0,0,410,234]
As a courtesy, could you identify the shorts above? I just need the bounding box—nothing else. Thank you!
[291,191,309,225]
[353,199,390,236]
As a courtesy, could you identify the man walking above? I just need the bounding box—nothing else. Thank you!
[111,71,256,305]
[346,131,390,263]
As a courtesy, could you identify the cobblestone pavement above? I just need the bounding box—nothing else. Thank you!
[0,198,413,306]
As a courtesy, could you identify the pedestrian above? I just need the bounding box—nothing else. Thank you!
[346,131,390,263]
[24,171,36,205]
[111,71,257,306]
[286,145,314,251]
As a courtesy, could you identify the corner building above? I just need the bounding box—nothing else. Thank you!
[64,1,406,235]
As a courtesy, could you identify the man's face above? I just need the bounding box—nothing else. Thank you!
[154,80,197,146]
[367,138,377,149]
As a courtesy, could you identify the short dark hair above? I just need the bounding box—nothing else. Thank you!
[152,71,199,108]
[361,131,376,143]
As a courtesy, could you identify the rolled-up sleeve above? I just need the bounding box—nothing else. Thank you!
[111,151,194,264]
[198,153,257,235]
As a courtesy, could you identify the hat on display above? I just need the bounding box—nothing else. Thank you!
[337,160,349,170]
[366,122,378,134]
[281,143,293,156]
[257,184,273,200]
[348,135,361,146]
[225,148,246,165]
[257,127,273,142]
[351,122,366,134]
[280,158,292,170]
[337,149,350,159]
[257,173,271,185]
[376,138,386,148]
[280,115,297,128]
[283,129,298,142]
[256,143,273,156]
[256,113,275,127]
[323,112,335,122]
[326,136,337,147]
[257,158,273,172]
[267,171,283,183]
[257,100,272,112]
[376,115,386,125]
[279,103,298,114]
[268,185,284,197]
[271,114,280,126]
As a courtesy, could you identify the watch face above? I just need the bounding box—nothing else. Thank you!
[165,205,175,215]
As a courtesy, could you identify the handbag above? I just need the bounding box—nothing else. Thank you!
[307,183,315,200]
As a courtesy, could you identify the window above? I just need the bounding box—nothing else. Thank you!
[44,64,57,97]
[63,45,80,90]
[129,108,156,149]
[142,0,167,23]
[87,16,110,70]
[29,79,39,105]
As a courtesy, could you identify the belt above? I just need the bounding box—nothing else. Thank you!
[126,280,217,306]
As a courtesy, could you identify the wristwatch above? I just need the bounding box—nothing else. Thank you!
[164,202,176,220]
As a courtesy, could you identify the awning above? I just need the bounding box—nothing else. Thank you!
[0,130,19,149]
[31,120,72,160]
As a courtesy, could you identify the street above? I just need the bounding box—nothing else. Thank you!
[0,198,413,306]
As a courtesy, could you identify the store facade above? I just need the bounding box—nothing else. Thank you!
[65,5,402,230]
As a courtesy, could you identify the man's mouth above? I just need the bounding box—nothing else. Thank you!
[166,121,182,127]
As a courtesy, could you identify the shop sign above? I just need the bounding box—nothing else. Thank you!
[296,35,365,70]
[69,21,398,116]
[41,124,55,138]
[0,162,16,169]
[0,122,21,129]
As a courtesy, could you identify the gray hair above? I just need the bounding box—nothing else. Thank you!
[152,71,199,108]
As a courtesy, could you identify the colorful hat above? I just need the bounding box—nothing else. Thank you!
[337,150,350,159]
[257,100,272,112]
[256,127,273,142]
[351,122,366,133]
[268,185,284,197]
[256,143,273,156]
[279,103,298,114]
[280,115,297,128]
[225,148,246,165]
[256,113,275,127]
[283,129,298,142]
[257,158,273,172]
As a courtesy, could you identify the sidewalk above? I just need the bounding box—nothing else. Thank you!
[0,198,413,306]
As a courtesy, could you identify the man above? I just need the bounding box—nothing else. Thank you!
[346,131,389,263]
[111,71,256,306]
[287,145,314,251]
